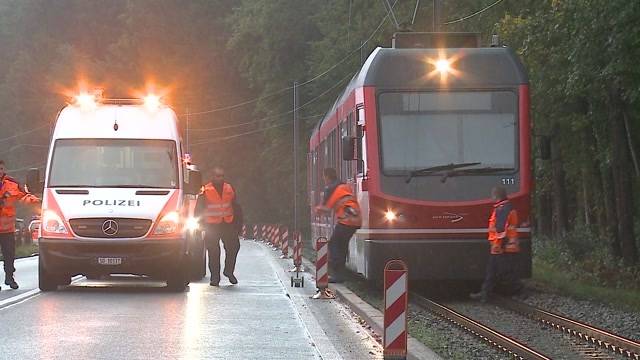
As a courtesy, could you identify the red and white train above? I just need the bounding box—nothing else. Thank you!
[308,33,532,281]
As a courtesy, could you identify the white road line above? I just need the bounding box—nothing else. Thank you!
[0,275,84,311]
[263,245,343,360]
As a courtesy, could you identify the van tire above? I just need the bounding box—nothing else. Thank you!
[166,260,189,292]
[38,257,58,292]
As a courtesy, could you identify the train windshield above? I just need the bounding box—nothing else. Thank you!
[379,91,517,174]
[48,139,179,188]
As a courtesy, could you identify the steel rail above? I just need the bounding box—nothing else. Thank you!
[494,297,640,360]
[411,293,552,360]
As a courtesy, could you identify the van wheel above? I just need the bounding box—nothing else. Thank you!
[166,264,189,292]
[38,257,58,292]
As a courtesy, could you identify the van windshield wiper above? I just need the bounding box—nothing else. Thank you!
[405,162,481,184]
[440,166,515,183]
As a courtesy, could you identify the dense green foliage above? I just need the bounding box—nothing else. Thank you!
[1,1,640,276]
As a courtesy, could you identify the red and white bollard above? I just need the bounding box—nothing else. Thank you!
[273,226,281,251]
[312,237,334,299]
[383,260,408,360]
[280,226,289,258]
[253,225,258,241]
[241,225,247,239]
[261,225,266,242]
[289,231,304,273]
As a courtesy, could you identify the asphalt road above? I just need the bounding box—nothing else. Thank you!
[0,241,381,360]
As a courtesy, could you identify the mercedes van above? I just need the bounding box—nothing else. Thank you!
[30,93,203,291]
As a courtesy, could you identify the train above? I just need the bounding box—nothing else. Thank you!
[308,33,531,282]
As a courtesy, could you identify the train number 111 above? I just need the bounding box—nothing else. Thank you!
[501,178,515,185]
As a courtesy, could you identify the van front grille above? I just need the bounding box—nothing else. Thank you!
[69,218,152,238]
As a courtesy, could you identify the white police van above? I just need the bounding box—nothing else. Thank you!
[29,92,204,291]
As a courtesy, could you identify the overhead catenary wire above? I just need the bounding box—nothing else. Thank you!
[180,0,398,117]
[0,123,49,143]
[187,114,324,132]
[442,0,505,25]
[189,72,355,147]
[187,71,354,137]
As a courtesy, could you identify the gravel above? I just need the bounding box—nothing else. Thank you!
[522,290,640,342]
[447,301,616,359]
[409,307,506,360]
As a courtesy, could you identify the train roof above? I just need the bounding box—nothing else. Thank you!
[313,46,528,134]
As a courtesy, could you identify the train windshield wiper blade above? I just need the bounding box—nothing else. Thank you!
[405,162,481,184]
[440,166,516,183]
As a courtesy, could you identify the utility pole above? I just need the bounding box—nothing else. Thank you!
[186,104,190,153]
[293,82,299,232]
[433,0,443,32]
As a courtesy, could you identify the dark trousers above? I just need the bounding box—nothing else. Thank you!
[0,232,15,276]
[480,253,523,297]
[480,254,503,296]
[329,223,358,275]
[501,253,524,295]
[204,223,240,280]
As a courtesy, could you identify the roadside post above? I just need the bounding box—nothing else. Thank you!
[312,237,334,299]
[383,260,408,360]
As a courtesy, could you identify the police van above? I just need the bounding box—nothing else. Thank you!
[28,92,204,291]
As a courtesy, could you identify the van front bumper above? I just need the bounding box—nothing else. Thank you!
[39,238,185,278]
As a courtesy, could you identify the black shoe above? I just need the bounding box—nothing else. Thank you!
[5,276,18,290]
[469,292,487,303]
[328,276,343,284]
[209,277,220,287]
[224,272,238,285]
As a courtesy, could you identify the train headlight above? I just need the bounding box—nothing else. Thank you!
[435,59,451,74]
[385,210,397,222]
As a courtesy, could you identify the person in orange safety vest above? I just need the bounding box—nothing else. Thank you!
[0,160,40,290]
[471,186,522,302]
[315,168,361,283]
[196,166,243,286]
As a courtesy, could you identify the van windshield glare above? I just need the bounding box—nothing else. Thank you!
[48,139,179,189]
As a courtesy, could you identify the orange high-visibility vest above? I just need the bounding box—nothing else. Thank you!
[325,184,362,227]
[0,176,39,233]
[487,199,519,254]
[202,182,235,224]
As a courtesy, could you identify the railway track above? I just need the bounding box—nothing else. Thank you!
[493,297,640,360]
[411,292,639,359]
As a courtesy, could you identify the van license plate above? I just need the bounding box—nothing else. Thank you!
[98,257,122,266]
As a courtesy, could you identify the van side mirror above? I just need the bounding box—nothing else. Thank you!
[342,136,356,161]
[26,168,44,195]
[185,169,203,195]
[539,136,551,161]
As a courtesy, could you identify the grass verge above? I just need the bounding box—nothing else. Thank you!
[530,258,640,313]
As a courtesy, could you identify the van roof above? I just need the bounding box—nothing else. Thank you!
[53,104,180,141]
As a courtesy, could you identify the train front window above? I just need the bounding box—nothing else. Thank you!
[379,91,517,174]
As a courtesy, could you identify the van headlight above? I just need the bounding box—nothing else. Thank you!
[185,217,200,232]
[42,210,68,234]
[154,211,180,235]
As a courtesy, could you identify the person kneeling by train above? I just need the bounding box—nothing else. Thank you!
[315,168,362,283]
[471,186,523,302]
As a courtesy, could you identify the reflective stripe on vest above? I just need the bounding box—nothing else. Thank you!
[203,183,235,224]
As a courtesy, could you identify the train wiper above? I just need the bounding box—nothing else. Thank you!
[405,162,481,184]
[440,166,515,183]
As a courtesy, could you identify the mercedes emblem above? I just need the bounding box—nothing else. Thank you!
[101,219,119,236]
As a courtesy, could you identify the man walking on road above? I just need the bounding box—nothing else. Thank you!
[197,166,243,286]
[0,160,40,290]
[315,168,361,283]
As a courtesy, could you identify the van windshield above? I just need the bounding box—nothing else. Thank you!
[48,139,179,188]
